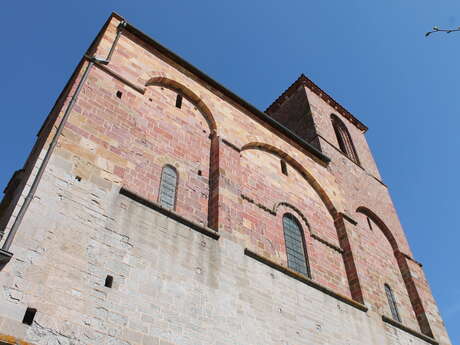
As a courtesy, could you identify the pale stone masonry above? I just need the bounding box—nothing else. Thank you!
[0,12,452,345]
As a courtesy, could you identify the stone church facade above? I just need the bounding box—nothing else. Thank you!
[0,12,452,345]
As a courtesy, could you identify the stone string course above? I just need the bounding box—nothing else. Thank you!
[0,13,452,345]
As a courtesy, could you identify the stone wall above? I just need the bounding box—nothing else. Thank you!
[0,13,451,345]
[0,164,445,345]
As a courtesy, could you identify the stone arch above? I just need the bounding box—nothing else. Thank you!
[274,202,311,233]
[331,114,360,165]
[356,206,434,337]
[356,206,398,251]
[241,142,338,219]
[145,74,219,230]
[241,142,364,303]
[145,75,217,136]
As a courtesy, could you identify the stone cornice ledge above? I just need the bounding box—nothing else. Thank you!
[221,137,241,152]
[119,188,220,240]
[244,248,368,312]
[401,251,423,267]
[381,315,438,345]
[310,234,344,253]
[340,212,358,226]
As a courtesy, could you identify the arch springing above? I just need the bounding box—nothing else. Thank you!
[282,213,310,277]
[159,165,178,210]
[331,114,360,165]
[384,283,401,322]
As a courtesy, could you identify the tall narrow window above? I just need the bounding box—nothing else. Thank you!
[282,213,310,277]
[159,165,178,210]
[175,94,183,108]
[331,114,360,165]
[385,284,401,322]
[280,159,288,176]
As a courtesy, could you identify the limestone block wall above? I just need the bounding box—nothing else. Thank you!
[0,159,445,345]
[0,12,451,345]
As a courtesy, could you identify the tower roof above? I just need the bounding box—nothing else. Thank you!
[266,74,368,132]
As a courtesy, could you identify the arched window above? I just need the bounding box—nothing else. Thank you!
[331,114,360,165]
[384,284,401,322]
[159,165,178,210]
[282,213,310,277]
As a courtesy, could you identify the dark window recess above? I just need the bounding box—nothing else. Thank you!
[116,91,123,99]
[385,284,401,322]
[159,165,178,210]
[280,160,288,176]
[331,114,360,165]
[105,275,113,288]
[175,94,183,108]
[282,213,310,277]
[22,307,37,325]
[366,217,373,231]
[198,170,202,176]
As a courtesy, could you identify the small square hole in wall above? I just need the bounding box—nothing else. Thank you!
[22,307,37,325]
[198,170,202,176]
[105,275,113,288]
[116,91,123,99]
[75,176,82,182]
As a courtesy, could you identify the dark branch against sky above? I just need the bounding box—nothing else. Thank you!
[426,25,460,36]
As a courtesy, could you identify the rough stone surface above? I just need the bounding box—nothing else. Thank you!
[0,13,451,345]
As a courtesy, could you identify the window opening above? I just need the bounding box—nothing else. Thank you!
[331,114,360,165]
[159,165,178,210]
[282,213,310,277]
[175,94,183,108]
[385,284,401,322]
[105,275,113,288]
[281,160,288,176]
[22,308,37,325]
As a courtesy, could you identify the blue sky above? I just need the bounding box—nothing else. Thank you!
[1,1,459,342]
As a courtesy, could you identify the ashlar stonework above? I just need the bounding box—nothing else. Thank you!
[0,12,452,345]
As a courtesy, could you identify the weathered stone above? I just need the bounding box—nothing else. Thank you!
[0,12,451,345]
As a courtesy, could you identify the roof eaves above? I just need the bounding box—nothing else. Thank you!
[110,13,330,164]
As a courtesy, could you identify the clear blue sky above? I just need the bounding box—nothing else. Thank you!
[1,1,458,342]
